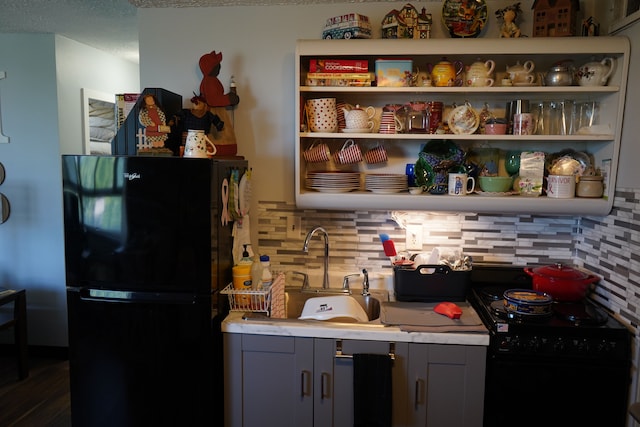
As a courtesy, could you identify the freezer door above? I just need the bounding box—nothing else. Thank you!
[62,155,212,294]
[67,288,215,427]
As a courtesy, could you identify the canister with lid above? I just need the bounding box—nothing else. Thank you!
[576,175,604,198]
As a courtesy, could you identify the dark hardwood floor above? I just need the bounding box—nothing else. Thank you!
[0,348,71,427]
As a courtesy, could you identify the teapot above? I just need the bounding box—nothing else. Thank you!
[506,60,535,85]
[428,58,464,87]
[465,59,496,87]
[544,64,574,86]
[576,57,614,87]
[184,129,217,158]
[342,105,375,131]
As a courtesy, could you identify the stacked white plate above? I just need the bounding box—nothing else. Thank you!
[306,171,361,193]
[365,174,408,194]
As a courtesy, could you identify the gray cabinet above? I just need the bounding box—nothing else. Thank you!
[406,344,486,427]
[224,333,486,427]
[223,334,314,427]
[320,338,409,427]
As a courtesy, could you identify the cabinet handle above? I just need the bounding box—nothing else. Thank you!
[335,339,396,361]
[414,378,424,410]
[320,372,331,400]
[300,370,311,397]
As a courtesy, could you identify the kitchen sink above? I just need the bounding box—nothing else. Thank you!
[283,288,388,322]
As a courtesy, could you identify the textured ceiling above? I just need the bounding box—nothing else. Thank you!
[0,0,140,62]
[0,0,420,64]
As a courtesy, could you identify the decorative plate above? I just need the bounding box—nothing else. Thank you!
[414,156,435,189]
[441,0,488,38]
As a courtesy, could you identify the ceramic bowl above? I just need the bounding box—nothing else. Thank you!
[479,176,513,193]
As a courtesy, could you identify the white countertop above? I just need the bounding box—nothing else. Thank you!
[222,310,490,346]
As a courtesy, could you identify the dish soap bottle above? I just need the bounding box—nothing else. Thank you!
[260,255,273,290]
[250,255,263,290]
[238,244,252,266]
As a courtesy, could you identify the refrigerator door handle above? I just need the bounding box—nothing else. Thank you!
[75,287,203,304]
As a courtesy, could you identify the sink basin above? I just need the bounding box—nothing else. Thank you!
[284,288,387,322]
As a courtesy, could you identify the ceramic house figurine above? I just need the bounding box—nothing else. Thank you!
[531,0,580,37]
[381,3,432,39]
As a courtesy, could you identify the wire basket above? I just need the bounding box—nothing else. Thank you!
[221,283,271,314]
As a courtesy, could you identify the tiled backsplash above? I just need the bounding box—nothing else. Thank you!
[257,191,640,402]
[257,190,639,334]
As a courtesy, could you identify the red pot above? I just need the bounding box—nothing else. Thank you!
[523,263,599,301]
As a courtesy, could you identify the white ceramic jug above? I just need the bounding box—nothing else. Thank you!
[576,57,614,87]
[184,129,217,158]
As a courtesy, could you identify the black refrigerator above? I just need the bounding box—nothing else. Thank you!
[62,155,247,426]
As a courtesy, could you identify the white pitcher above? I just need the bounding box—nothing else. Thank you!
[184,129,217,158]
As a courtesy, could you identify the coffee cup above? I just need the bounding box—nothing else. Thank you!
[303,140,330,163]
[466,76,495,87]
[184,129,217,158]
[546,175,575,198]
[333,139,362,165]
[379,112,403,134]
[448,173,475,196]
[513,113,535,135]
[364,144,387,164]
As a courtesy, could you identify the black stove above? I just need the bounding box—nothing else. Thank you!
[468,265,632,427]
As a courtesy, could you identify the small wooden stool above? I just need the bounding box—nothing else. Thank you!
[0,289,28,379]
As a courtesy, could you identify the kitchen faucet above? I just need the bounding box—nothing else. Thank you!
[302,226,330,289]
[361,268,370,296]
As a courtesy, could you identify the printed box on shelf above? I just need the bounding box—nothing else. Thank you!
[309,59,369,73]
[375,59,413,87]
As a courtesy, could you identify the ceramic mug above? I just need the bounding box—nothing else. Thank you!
[364,144,388,164]
[183,129,217,158]
[379,111,403,134]
[303,140,330,163]
[513,113,535,135]
[448,173,475,196]
[466,76,495,87]
[546,175,575,198]
[333,139,362,165]
[305,98,338,133]
[426,101,443,134]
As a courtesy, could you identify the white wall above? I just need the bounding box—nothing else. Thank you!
[55,35,139,155]
[615,22,640,188]
[138,2,533,235]
[0,33,139,346]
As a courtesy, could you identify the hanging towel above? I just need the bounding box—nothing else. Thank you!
[353,353,392,427]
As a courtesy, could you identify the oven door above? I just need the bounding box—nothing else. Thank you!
[484,355,630,427]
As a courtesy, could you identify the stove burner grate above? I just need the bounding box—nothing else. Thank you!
[553,301,608,326]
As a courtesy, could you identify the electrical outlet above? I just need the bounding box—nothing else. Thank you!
[406,224,423,250]
[287,216,302,239]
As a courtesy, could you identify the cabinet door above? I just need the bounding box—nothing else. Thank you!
[224,334,314,427]
[323,339,409,427]
[407,344,486,427]
[313,338,335,427]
